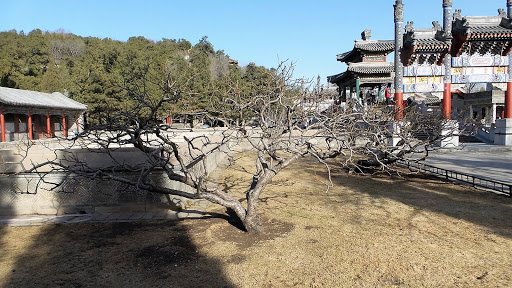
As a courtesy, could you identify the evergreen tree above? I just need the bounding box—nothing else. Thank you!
[0,29,275,124]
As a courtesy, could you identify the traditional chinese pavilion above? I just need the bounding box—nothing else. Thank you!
[0,87,87,143]
[327,30,395,102]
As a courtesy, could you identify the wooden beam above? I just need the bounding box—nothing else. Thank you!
[503,40,512,56]
[451,34,468,57]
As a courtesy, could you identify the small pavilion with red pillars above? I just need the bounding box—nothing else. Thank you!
[0,87,87,143]
[327,30,395,103]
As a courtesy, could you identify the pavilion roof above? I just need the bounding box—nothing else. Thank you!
[328,62,395,84]
[347,62,394,74]
[337,40,394,63]
[402,21,450,65]
[336,51,353,62]
[327,72,346,84]
[451,11,512,56]
[353,40,395,52]
[403,22,448,52]
[0,87,87,111]
[464,25,512,40]
[453,13,512,40]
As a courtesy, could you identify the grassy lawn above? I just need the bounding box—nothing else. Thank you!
[1,154,511,287]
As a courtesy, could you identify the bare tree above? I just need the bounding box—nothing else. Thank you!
[49,34,85,66]
[14,61,466,234]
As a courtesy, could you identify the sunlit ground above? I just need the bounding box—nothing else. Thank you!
[1,155,511,287]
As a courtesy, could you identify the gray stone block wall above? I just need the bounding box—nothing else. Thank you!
[0,141,230,216]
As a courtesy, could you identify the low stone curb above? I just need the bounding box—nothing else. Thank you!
[0,209,209,226]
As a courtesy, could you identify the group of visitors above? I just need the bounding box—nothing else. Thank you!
[358,85,393,105]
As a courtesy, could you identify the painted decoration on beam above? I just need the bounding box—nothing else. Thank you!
[403,65,445,77]
[404,83,444,93]
[452,55,509,67]
[452,73,508,84]
[404,76,443,84]
[451,66,507,75]
[450,62,509,83]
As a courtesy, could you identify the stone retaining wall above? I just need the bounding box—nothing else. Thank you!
[0,137,230,216]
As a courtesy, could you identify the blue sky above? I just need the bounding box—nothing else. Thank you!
[1,0,507,85]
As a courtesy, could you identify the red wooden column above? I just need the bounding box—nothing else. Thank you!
[395,93,404,120]
[442,0,453,120]
[0,108,5,142]
[27,110,33,140]
[62,112,67,137]
[506,82,512,118]
[442,83,452,119]
[46,111,51,138]
[507,0,512,118]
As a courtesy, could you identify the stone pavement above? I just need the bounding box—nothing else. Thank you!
[412,143,512,185]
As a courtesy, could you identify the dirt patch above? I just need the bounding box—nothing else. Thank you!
[226,254,247,265]
[135,239,198,267]
[214,217,294,249]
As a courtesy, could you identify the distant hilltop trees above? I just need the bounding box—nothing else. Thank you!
[0,30,272,121]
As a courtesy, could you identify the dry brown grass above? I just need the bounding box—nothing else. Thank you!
[1,154,512,287]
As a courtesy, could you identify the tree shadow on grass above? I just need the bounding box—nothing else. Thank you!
[3,220,236,288]
[0,206,14,271]
[315,167,512,239]
[0,180,15,268]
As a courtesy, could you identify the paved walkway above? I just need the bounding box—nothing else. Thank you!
[414,143,512,185]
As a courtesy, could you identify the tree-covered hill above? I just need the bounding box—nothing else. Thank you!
[0,29,272,121]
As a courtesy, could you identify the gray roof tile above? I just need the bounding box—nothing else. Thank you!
[467,25,512,39]
[336,51,353,61]
[353,40,395,52]
[337,40,394,62]
[347,62,395,74]
[0,87,87,110]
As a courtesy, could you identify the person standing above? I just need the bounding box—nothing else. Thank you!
[372,87,378,104]
[385,85,391,105]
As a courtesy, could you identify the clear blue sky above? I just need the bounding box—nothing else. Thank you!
[0,0,507,85]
